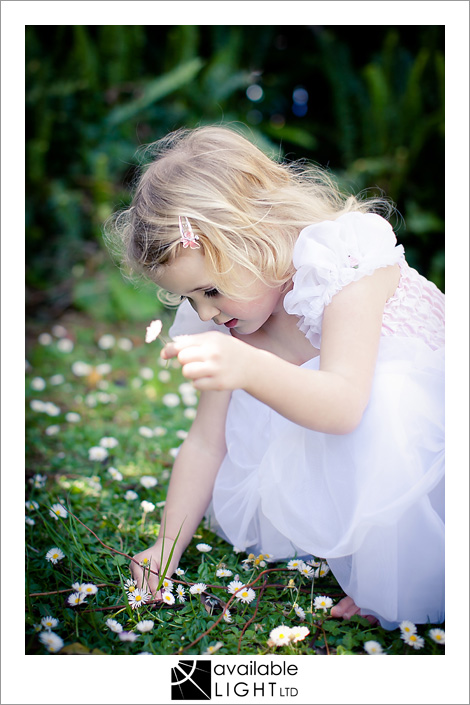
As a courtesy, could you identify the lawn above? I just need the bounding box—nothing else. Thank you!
[25,313,445,656]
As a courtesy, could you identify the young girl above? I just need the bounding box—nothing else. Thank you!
[110,125,444,630]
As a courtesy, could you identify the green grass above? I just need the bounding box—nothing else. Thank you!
[25,313,445,656]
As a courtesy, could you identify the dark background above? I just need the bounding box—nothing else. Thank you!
[26,25,444,324]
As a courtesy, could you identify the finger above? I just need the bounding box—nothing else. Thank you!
[161,342,181,359]
[177,346,205,365]
[181,361,212,380]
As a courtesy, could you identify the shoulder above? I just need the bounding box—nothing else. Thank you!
[283,212,404,348]
[292,212,402,270]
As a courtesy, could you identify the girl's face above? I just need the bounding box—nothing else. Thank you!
[157,248,285,336]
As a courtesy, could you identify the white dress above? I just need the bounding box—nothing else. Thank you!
[170,212,445,629]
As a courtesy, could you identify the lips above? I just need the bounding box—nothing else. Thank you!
[224,318,238,328]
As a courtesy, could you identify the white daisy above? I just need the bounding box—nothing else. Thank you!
[99,436,119,448]
[136,620,155,633]
[138,426,154,438]
[65,412,81,423]
[49,503,68,520]
[196,543,212,553]
[162,578,173,592]
[175,567,185,576]
[139,476,158,488]
[25,500,39,511]
[32,473,47,488]
[49,374,65,385]
[162,591,175,605]
[139,367,154,380]
[399,620,417,637]
[38,332,53,345]
[162,393,180,408]
[223,609,232,623]
[269,626,293,646]
[364,640,384,654]
[184,407,197,420]
[25,516,35,526]
[314,563,330,578]
[204,641,223,654]
[40,616,59,631]
[106,618,123,633]
[235,588,256,604]
[72,361,92,377]
[57,338,74,352]
[216,568,233,578]
[287,559,303,570]
[118,631,139,642]
[227,580,245,595]
[293,603,306,621]
[52,324,67,338]
[189,583,207,595]
[39,631,64,653]
[81,583,98,596]
[313,596,333,611]
[88,446,108,461]
[153,426,167,437]
[124,490,138,501]
[67,592,87,606]
[145,319,163,343]
[45,425,60,436]
[45,547,65,564]
[290,626,310,643]
[158,370,171,383]
[429,628,445,644]
[403,633,425,649]
[97,334,115,350]
[108,467,123,481]
[299,563,315,579]
[140,500,155,513]
[30,399,46,412]
[44,402,61,416]
[128,588,150,609]
[31,377,46,391]
[124,578,137,593]
[118,337,133,351]
[176,585,186,603]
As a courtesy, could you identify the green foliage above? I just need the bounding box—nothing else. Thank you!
[25,317,445,655]
[26,26,444,322]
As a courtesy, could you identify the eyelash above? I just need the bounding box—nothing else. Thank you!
[180,288,219,302]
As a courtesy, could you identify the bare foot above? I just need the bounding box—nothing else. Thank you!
[330,596,378,625]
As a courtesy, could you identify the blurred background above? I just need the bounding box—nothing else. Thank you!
[26,25,444,328]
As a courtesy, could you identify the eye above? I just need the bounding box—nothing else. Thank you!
[203,288,219,298]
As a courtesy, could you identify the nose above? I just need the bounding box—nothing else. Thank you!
[196,300,220,322]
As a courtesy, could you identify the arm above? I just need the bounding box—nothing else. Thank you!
[131,388,230,593]
[165,265,399,435]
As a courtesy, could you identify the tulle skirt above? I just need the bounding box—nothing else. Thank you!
[205,336,445,629]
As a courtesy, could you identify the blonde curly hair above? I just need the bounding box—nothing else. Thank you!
[106,124,392,302]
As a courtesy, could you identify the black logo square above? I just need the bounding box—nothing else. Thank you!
[171,659,212,700]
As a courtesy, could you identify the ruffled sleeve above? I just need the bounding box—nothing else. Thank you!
[169,299,231,338]
[283,212,405,348]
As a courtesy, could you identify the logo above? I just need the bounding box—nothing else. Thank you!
[171,660,212,700]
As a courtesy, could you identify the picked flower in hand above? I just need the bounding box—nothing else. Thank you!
[145,319,163,343]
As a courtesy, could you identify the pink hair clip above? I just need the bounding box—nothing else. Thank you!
[179,216,201,249]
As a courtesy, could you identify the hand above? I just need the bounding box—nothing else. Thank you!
[130,538,180,598]
[161,332,254,391]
